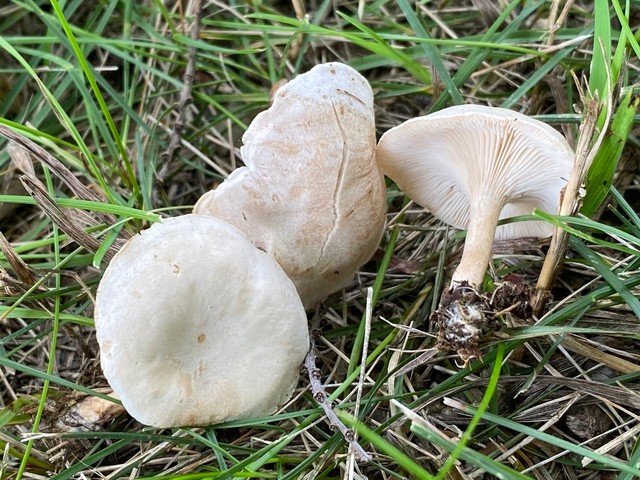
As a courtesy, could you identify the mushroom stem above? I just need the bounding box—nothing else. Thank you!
[450,200,504,288]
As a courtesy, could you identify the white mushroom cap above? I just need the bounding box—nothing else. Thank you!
[95,214,309,427]
[377,104,574,286]
[194,62,386,307]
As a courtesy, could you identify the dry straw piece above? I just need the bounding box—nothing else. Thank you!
[195,62,386,308]
[95,214,309,427]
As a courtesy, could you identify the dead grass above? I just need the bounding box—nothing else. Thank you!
[1,0,640,479]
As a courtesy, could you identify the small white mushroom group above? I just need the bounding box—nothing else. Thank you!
[94,63,386,427]
[95,63,576,426]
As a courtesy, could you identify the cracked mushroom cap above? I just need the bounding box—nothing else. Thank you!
[194,62,386,308]
[377,104,574,240]
[95,214,309,428]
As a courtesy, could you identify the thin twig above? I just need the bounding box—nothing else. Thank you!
[157,0,202,186]
[305,307,372,462]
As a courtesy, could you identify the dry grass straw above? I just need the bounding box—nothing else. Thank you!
[1,0,639,479]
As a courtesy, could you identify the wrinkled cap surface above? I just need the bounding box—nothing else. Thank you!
[95,214,309,428]
[377,104,575,239]
[194,62,386,307]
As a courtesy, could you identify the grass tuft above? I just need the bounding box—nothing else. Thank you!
[1,0,639,478]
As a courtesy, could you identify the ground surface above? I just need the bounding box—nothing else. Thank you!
[1,1,640,479]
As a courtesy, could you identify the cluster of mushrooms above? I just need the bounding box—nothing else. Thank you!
[94,63,574,428]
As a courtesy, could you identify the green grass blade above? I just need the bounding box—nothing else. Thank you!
[435,0,544,111]
[349,224,400,375]
[0,195,161,222]
[434,343,505,479]
[0,356,116,400]
[501,45,576,108]
[533,209,640,256]
[464,408,640,476]
[570,237,640,318]
[612,0,640,60]
[619,437,640,480]
[582,91,638,216]
[0,36,117,203]
[394,0,463,105]
[589,0,613,98]
[340,411,435,480]
[48,0,138,196]
[411,423,532,479]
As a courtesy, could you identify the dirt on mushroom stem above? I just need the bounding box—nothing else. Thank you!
[433,194,504,363]
[433,279,531,364]
[432,282,485,363]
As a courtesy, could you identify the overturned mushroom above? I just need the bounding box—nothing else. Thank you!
[95,214,309,427]
[377,105,574,361]
[195,62,386,307]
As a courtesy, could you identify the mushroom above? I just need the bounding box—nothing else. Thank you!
[376,104,574,360]
[95,214,309,427]
[194,62,386,308]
